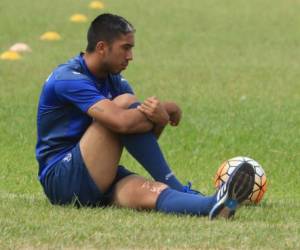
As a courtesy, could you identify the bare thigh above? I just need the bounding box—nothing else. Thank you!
[79,122,122,193]
[79,94,138,193]
[112,175,168,209]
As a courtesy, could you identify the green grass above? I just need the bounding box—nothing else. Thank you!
[0,0,299,249]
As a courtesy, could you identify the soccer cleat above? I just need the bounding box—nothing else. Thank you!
[209,162,255,220]
[182,181,205,196]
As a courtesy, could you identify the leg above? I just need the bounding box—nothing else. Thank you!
[111,174,216,215]
[80,93,192,203]
[79,94,138,193]
[117,97,184,191]
[79,122,122,193]
[112,175,168,209]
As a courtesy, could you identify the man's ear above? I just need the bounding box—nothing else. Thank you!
[95,41,106,55]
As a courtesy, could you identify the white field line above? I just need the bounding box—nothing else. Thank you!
[0,192,45,201]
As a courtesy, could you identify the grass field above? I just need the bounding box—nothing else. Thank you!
[1,0,300,249]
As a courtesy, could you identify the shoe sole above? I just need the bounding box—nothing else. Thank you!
[209,162,255,220]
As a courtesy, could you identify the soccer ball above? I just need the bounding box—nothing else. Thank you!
[214,156,267,204]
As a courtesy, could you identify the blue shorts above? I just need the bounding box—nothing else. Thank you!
[40,144,134,207]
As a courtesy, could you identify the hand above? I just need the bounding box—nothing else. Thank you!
[163,102,182,126]
[137,96,169,126]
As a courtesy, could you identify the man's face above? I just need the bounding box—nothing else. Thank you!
[102,32,135,74]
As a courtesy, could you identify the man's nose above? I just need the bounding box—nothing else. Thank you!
[126,50,133,61]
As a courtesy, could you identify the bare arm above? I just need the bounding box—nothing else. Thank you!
[137,97,182,139]
[163,101,182,126]
[151,102,182,138]
[88,99,153,134]
[151,124,165,139]
[137,96,169,139]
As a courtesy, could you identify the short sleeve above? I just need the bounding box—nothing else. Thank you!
[54,80,106,112]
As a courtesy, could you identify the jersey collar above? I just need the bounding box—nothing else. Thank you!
[78,52,107,85]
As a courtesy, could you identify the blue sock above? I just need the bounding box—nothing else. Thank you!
[120,102,184,191]
[156,188,216,216]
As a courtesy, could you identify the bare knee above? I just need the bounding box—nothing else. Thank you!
[113,94,139,109]
[112,175,168,209]
[140,180,168,196]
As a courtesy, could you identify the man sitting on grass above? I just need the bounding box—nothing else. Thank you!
[36,13,254,219]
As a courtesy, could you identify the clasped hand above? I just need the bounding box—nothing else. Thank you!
[138,96,182,127]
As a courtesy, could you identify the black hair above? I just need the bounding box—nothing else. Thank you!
[86,13,135,52]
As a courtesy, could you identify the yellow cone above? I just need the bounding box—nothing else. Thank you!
[40,32,61,41]
[0,51,22,60]
[70,14,88,23]
[89,1,104,9]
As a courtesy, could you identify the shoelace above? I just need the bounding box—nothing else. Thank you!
[182,181,205,196]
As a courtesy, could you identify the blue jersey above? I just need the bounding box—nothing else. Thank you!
[36,53,134,180]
